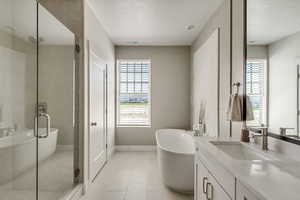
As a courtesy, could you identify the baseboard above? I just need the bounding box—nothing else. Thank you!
[60,184,83,200]
[116,145,156,152]
[107,146,115,159]
[56,145,74,151]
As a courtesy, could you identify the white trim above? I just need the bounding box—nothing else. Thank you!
[56,145,74,151]
[116,59,152,127]
[88,43,108,182]
[117,125,151,128]
[59,184,83,200]
[116,145,156,152]
[246,59,268,126]
[107,146,115,159]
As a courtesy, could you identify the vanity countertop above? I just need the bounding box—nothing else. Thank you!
[194,136,300,200]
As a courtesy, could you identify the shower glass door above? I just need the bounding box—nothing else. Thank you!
[37,2,75,200]
[0,0,38,199]
[0,0,75,199]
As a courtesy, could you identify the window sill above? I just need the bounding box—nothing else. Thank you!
[117,125,151,128]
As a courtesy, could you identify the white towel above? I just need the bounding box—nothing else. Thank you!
[227,94,242,121]
[226,95,255,121]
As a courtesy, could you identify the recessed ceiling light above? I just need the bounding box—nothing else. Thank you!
[186,25,195,31]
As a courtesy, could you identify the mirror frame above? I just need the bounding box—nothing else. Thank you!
[244,0,300,145]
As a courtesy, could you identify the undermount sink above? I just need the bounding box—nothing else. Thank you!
[210,141,269,161]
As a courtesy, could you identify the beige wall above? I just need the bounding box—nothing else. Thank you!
[191,0,246,139]
[115,46,191,145]
[231,0,246,139]
[39,45,75,145]
[44,0,116,188]
[40,0,83,37]
[39,0,85,184]
[192,29,220,137]
[191,0,231,139]
[268,32,300,133]
[247,45,268,60]
[0,31,37,132]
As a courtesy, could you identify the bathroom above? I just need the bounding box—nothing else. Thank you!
[1,0,300,200]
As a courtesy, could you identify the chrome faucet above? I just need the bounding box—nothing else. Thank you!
[193,123,206,136]
[251,126,268,151]
[279,127,294,136]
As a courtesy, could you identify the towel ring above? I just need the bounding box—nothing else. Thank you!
[232,82,241,95]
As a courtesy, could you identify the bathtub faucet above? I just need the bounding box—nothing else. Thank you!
[0,127,15,137]
[193,123,205,136]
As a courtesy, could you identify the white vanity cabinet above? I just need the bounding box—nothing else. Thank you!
[236,181,260,200]
[195,147,263,200]
[195,158,209,200]
[195,156,231,200]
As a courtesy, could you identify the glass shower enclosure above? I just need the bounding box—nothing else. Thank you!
[0,0,76,199]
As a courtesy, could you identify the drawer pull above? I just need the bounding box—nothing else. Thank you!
[203,177,208,194]
[206,182,213,200]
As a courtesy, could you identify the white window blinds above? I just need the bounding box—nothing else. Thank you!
[117,60,151,126]
[246,59,267,125]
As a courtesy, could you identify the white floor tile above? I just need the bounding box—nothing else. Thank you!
[0,149,74,200]
[81,152,194,200]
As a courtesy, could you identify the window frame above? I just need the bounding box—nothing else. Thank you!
[116,59,152,127]
[246,58,268,126]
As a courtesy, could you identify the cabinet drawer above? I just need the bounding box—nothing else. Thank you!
[195,158,209,200]
[207,173,231,200]
[236,180,261,200]
[195,157,232,200]
[196,147,235,198]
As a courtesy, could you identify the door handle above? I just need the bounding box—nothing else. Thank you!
[34,113,51,138]
[206,182,213,200]
[203,177,208,194]
[91,122,97,126]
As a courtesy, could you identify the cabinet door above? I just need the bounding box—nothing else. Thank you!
[195,158,209,200]
[236,181,260,200]
[206,173,231,200]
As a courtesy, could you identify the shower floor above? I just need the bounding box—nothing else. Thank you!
[0,148,74,200]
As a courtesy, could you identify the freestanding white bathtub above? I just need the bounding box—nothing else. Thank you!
[156,129,195,193]
[0,128,58,184]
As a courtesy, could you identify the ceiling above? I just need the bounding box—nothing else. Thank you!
[247,0,300,45]
[87,0,224,46]
[0,0,74,45]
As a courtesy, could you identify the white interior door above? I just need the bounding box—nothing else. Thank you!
[89,49,107,181]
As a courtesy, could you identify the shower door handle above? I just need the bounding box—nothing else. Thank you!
[34,113,51,138]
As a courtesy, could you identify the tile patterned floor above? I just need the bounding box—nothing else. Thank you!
[0,149,74,200]
[81,152,194,200]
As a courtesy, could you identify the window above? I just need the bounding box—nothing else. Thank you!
[117,59,151,126]
[246,59,267,126]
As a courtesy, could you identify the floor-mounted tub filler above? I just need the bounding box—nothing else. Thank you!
[156,129,195,193]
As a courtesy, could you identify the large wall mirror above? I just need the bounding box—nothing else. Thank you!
[246,0,300,143]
